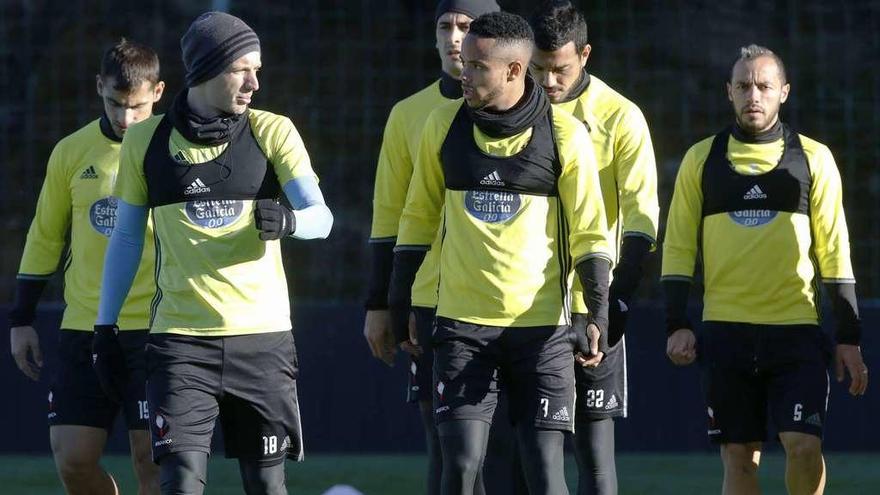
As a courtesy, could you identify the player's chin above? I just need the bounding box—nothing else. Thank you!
[228,102,249,115]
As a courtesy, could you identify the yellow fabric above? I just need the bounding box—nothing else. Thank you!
[661,132,855,325]
[555,76,659,314]
[115,109,316,336]
[397,100,610,327]
[18,119,155,331]
[370,81,454,307]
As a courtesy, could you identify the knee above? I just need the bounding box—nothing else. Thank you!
[240,461,286,495]
[55,456,99,484]
[782,435,822,464]
[133,450,159,486]
[721,444,760,477]
[159,452,207,495]
[53,446,100,483]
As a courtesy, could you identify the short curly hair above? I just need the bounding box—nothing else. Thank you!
[531,1,588,53]
[468,11,534,48]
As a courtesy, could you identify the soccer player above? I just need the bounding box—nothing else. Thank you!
[389,12,611,495]
[363,1,499,493]
[529,3,659,494]
[94,12,332,495]
[8,39,164,495]
[663,44,868,495]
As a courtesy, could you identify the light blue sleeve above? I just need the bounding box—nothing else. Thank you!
[96,200,148,325]
[282,176,333,239]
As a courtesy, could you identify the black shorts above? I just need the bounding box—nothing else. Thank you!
[48,329,149,431]
[572,314,627,421]
[698,322,832,444]
[407,306,436,403]
[432,317,575,431]
[145,331,303,465]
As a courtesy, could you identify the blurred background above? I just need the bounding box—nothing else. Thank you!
[0,0,878,493]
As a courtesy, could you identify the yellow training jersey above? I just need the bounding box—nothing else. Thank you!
[371,80,452,308]
[115,109,316,336]
[555,75,659,314]
[18,118,156,331]
[397,100,610,327]
[661,127,855,325]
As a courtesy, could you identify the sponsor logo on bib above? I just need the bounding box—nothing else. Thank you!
[728,209,777,227]
[89,197,118,237]
[464,190,521,223]
[184,200,244,229]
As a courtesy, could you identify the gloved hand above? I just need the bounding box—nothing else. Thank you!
[92,324,126,403]
[608,297,628,347]
[254,199,296,240]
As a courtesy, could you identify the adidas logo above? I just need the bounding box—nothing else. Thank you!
[173,151,190,164]
[743,184,767,200]
[552,406,570,422]
[80,165,99,179]
[805,413,822,427]
[184,178,210,195]
[605,394,619,410]
[479,170,505,186]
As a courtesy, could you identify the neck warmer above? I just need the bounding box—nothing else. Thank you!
[168,89,248,146]
[439,71,463,99]
[557,69,591,104]
[466,75,550,138]
[99,113,122,143]
[732,119,783,144]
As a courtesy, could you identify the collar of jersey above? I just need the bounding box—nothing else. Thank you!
[731,119,783,144]
[557,70,591,104]
[168,89,248,146]
[466,75,549,139]
[439,71,463,99]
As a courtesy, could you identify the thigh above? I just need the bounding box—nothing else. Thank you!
[146,334,223,462]
[119,330,150,430]
[699,322,767,444]
[408,306,437,403]
[507,325,575,432]
[49,330,117,430]
[765,326,831,439]
[433,318,502,426]
[574,318,627,421]
[220,331,303,464]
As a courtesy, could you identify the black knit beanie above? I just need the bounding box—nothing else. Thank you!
[434,0,501,23]
[181,11,260,88]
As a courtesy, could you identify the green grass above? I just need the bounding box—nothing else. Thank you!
[2,453,878,494]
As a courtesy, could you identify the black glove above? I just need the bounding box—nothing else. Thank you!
[254,199,296,240]
[92,324,126,404]
[607,297,628,347]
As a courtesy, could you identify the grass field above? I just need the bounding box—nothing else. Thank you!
[3,453,878,494]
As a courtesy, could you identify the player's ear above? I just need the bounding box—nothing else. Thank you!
[726,82,733,103]
[580,44,592,68]
[508,60,523,81]
[780,82,790,104]
[96,75,105,97]
[153,81,166,102]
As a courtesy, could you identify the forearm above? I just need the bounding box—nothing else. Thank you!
[8,277,49,327]
[364,240,394,310]
[575,257,611,351]
[610,236,652,303]
[662,279,692,336]
[388,248,427,344]
[96,201,147,324]
[826,282,861,345]
[282,177,333,239]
